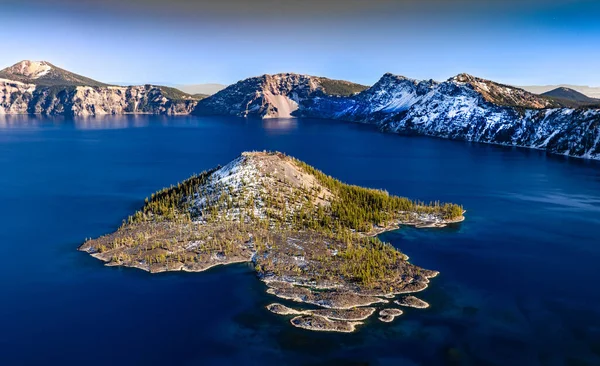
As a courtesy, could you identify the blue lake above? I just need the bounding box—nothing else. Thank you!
[1,115,599,365]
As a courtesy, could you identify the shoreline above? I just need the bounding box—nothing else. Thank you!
[83,213,449,322]
[395,295,430,309]
[289,315,363,333]
[84,212,460,276]
[90,251,252,274]
[266,303,376,321]
[366,214,466,237]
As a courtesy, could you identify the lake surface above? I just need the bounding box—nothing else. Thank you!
[1,115,599,366]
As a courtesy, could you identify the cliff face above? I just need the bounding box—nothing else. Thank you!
[0,60,199,116]
[0,79,34,114]
[192,73,367,118]
[0,80,198,116]
[68,85,198,116]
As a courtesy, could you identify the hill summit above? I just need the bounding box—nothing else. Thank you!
[542,87,600,107]
[0,60,108,87]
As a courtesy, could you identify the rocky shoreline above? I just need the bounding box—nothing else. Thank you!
[378,308,404,323]
[395,295,430,309]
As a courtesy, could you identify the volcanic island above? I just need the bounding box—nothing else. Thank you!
[80,151,465,332]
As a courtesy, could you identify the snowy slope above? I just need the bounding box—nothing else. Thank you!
[380,80,600,159]
[7,61,52,79]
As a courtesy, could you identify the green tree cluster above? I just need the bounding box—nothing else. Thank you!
[340,237,403,286]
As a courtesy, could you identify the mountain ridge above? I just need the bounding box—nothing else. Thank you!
[192,71,600,160]
[541,87,600,108]
[450,73,561,109]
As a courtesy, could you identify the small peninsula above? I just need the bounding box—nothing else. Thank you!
[80,151,465,332]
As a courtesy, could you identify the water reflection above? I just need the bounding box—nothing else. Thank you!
[0,114,197,130]
[262,118,298,134]
[72,114,153,129]
[504,192,600,212]
[0,114,66,128]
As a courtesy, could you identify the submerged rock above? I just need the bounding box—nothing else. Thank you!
[290,315,362,333]
[378,308,404,323]
[395,295,430,309]
[266,303,375,323]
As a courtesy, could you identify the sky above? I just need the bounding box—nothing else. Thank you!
[1,0,599,86]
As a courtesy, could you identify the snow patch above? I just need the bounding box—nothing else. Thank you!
[10,61,52,79]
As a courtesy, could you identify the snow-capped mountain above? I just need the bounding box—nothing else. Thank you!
[378,79,600,160]
[192,72,600,160]
[0,61,201,116]
[298,73,437,122]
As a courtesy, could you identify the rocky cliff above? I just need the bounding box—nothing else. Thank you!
[0,61,199,116]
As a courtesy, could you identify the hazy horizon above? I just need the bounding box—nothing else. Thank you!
[2,0,599,86]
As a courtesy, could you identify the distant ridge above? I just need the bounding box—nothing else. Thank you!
[520,84,600,99]
[541,87,600,107]
[175,83,227,96]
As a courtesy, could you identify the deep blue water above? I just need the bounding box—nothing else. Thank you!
[1,115,600,366]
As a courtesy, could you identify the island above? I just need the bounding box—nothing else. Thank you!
[80,151,465,332]
[395,295,431,309]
